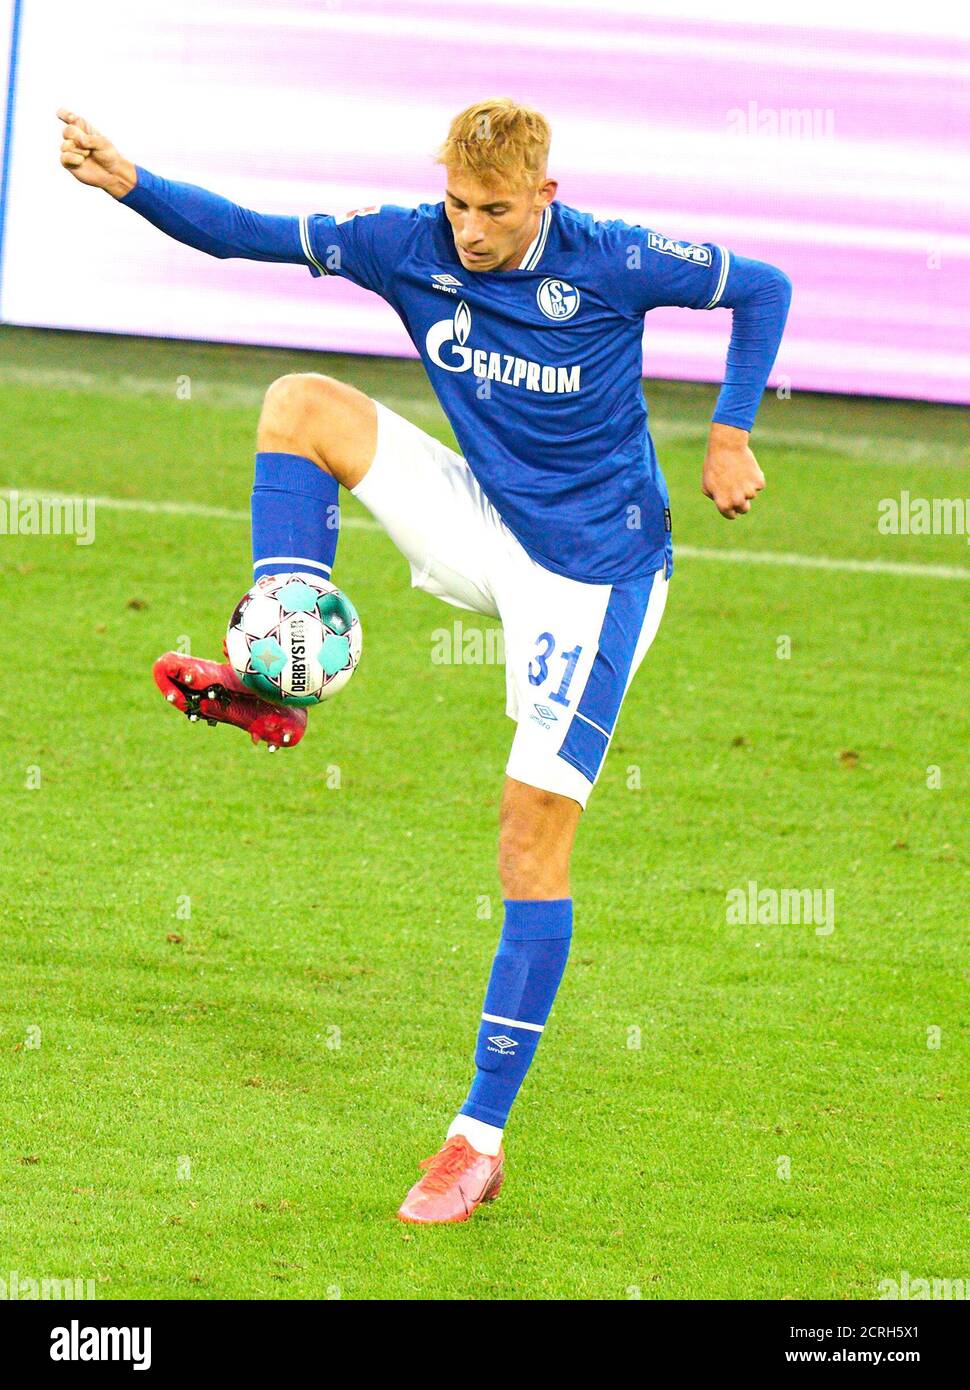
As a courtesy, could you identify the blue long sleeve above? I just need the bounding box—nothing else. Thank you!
[711,254,792,432]
[118,165,305,264]
[117,169,792,439]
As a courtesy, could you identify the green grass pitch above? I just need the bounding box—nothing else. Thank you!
[0,324,967,1300]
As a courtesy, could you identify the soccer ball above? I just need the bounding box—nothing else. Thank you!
[226,573,362,706]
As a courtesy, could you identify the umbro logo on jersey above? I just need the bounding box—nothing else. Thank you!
[432,272,463,293]
[647,232,712,265]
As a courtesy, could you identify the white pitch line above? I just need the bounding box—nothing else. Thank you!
[676,544,970,581]
[3,488,969,580]
[0,488,376,528]
[3,363,966,467]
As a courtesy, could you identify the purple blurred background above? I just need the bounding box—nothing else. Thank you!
[2,0,968,403]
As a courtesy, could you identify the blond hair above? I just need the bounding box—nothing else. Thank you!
[436,98,551,188]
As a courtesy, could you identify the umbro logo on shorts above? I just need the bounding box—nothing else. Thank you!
[531,703,559,731]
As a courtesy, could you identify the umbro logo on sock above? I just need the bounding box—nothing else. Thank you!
[487,1034,518,1054]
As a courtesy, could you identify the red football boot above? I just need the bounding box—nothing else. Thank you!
[397,1135,505,1224]
[152,652,307,752]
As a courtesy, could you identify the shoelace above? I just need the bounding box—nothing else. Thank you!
[417,1138,474,1194]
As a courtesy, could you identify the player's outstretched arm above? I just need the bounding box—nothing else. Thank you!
[56,107,306,266]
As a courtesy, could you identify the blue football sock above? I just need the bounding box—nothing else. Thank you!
[461,898,573,1130]
[251,452,339,582]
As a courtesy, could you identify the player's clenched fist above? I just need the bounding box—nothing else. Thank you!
[701,422,766,519]
[56,108,137,199]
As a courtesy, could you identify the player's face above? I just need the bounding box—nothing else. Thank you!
[444,169,557,273]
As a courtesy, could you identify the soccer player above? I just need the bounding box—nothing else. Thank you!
[58,99,791,1224]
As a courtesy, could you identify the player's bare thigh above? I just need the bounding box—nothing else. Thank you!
[257,372,377,490]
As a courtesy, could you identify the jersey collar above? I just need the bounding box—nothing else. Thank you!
[518,205,552,272]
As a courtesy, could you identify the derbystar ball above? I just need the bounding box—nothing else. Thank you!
[226,573,362,706]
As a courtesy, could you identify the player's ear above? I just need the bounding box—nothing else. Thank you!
[536,178,558,208]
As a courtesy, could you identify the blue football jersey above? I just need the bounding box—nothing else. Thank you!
[121,168,791,586]
[302,202,733,584]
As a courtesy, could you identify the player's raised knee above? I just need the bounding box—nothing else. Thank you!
[261,372,337,429]
[258,373,376,487]
[257,372,347,469]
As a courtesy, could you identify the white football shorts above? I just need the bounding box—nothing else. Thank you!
[351,400,669,809]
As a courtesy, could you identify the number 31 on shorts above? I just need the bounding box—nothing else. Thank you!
[528,632,583,707]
